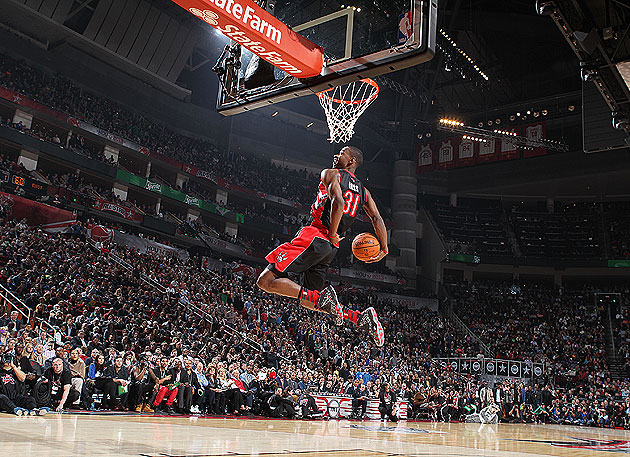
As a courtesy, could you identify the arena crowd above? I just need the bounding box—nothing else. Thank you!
[0,209,628,427]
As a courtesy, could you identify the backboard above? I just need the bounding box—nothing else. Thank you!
[214,0,437,115]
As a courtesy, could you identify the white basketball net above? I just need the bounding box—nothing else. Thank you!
[316,78,379,143]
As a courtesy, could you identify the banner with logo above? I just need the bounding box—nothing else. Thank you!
[338,268,398,284]
[113,231,189,260]
[115,169,245,223]
[175,0,324,78]
[0,191,76,232]
[0,86,69,124]
[609,259,630,267]
[432,358,545,381]
[313,394,408,420]
[92,198,142,222]
[87,224,114,242]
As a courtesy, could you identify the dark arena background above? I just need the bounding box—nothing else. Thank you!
[0,0,630,456]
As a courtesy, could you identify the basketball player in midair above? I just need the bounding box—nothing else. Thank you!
[257,146,387,346]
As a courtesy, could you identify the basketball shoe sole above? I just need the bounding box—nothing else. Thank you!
[359,307,385,347]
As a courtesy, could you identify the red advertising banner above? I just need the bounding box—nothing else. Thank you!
[417,143,434,173]
[499,127,522,161]
[0,191,76,232]
[0,87,69,124]
[436,139,455,170]
[456,137,475,167]
[523,123,547,158]
[171,0,324,77]
[93,198,143,222]
[477,138,498,163]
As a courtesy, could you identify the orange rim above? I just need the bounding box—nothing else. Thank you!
[316,78,379,105]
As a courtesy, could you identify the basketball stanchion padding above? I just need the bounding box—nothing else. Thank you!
[316,78,379,143]
[352,232,381,262]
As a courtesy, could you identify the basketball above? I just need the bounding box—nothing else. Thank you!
[352,233,381,262]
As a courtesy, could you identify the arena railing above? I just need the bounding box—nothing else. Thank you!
[0,283,31,325]
[439,284,495,358]
[0,283,59,339]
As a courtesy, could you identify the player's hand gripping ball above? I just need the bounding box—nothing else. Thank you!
[352,233,381,262]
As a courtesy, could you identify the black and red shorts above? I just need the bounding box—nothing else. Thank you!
[264,225,338,291]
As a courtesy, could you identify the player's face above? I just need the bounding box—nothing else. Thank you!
[332,148,351,168]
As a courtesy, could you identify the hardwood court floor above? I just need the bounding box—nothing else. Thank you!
[1,413,629,457]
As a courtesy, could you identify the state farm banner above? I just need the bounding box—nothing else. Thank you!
[523,122,546,158]
[499,127,522,160]
[93,198,142,222]
[477,138,498,163]
[436,139,455,169]
[113,231,189,260]
[173,0,324,77]
[0,191,76,232]
[374,292,438,311]
[417,143,434,173]
[339,268,398,284]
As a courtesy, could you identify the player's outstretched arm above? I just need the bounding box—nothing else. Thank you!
[363,187,388,263]
[321,168,344,245]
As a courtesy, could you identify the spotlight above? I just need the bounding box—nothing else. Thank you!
[612,112,630,130]
[478,122,483,127]
[488,120,493,126]
[439,118,464,127]
[495,118,501,125]
[568,105,575,112]
[534,112,540,118]
[542,109,548,116]
[527,110,531,115]
[426,132,432,138]
[516,112,521,117]
[536,0,557,16]
[509,115,515,121]
[417,133,423,140]
[580,62,599,82]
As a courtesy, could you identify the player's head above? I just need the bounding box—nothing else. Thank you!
[333,146,363,170]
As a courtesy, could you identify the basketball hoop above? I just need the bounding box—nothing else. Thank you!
[316,78,379,143]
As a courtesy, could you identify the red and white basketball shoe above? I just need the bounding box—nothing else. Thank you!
[318,285,344,326]
[359,307,385,347]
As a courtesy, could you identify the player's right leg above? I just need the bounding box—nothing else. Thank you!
[256,266,343,325]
